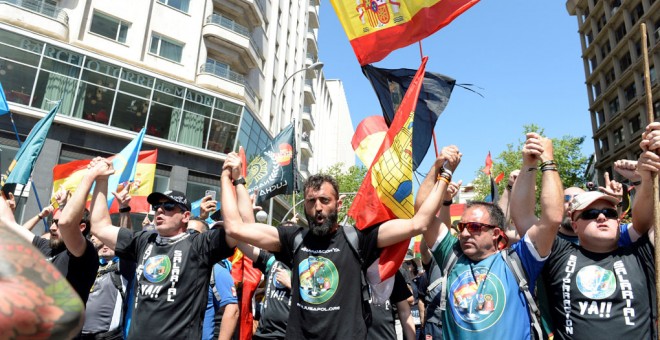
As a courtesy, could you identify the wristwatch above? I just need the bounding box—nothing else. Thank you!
[232,177,246,186]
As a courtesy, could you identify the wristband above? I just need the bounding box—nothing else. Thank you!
[631,180,641,186]
[443,200,452,206]
[119,206,131,213]
[37,214,43,220]
[233,177,246,186]
[438,176,450,185]
[540,160,556,168]
[527,167,538,172]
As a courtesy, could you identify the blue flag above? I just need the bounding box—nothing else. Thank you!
[2,102,60,193]
[106,128,146,208]
[190,197,217,224]
[0,83,9,116]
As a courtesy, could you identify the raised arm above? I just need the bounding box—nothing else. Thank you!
[221,154,281,253]
[510,133,563,257]
[632,122,660,240]
[438,180,461,231]
[379,146,461,248]
[0,192,37,242]
[88,157,122,250]
[112,182,134,229]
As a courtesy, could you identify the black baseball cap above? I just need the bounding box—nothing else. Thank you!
[147,190,191,211]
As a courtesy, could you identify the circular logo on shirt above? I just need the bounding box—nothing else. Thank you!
[449,266,506,331]
[576,265,616,299]
[298,256,339,304]
[144,255,172,283]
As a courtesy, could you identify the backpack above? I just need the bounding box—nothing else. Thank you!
[439,244,542,339]
[293,225,372,326]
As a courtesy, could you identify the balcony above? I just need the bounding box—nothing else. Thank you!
[213,0,266,26]
[302,105,315,130]
[306,28,318,55]
[308,4,319,28]
[196,61,259,111]
[303,79,316,104]
[0,0,69,41]
[300,140,314,157]
[203,13,262,68]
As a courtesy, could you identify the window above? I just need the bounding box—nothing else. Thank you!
[90,12,129,43]
[655,100,660,118]
[631,3,644,24]
[601,41,611,59]
[629,114,641,134]
[586,32,593,48]
[590,57,598,73]
[652,66,657,85]
[157,0,189,12]
[596,109,606,129]
[605,68,616,88]
[624,82,636,103]
[615,23,627,43]
[609,97,620,115]
[149,34,183,62]
[598,15,607,32]
[613,126,624,145]
[600,137,610,154]
[619,52,631,72]
[592,82,602,98]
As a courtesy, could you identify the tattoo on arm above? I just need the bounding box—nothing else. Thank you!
[0,227,84,339]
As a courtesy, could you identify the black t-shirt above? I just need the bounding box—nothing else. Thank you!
[253,249,291,340]
[33,236,99,303]
[542,236,656,339]
[115,228,235,339]
[367,271,412,340]
[275,225,380,340]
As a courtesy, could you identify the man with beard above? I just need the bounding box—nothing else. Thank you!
[220,147,461,340]
[0,192,99,304]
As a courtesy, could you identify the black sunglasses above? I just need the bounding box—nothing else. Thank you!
[578,208,618,220]
[51,219,59,226]
[152,201,185,212]
[457,221,498,234]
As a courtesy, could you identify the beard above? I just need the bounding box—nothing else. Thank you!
[560,216,573,231]
[49,237,65,251]
[306,210,338,236]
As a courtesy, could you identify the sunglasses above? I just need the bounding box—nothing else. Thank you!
[578,208,618,220]
[51,219,59,226]
[564,194,578,202]
[457,222,498,234]
[152,201,185,212]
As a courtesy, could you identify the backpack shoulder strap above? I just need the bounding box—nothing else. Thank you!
[501,249,542,340]
[438,243,461,312]
[341,225,362,265]
[210,265,222,302]
[293,228,309,256]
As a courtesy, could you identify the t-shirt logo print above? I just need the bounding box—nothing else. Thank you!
[298,256,339,304]
[144,255,172,283]
[575,265,616,299]
[450,267,506,331]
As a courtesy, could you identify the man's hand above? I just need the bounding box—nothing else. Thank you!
[39,205,54,219]
[224,152,243,180]
[641,122,660,152]
[436,145,461,172]
[199,195,217,219]
[444,180,463,201]
[275,267,291,290]
[598,172,623,202]
[637,150,660,180]
[87,157,115,180]
[54,187,70,208]
[522,132,549,165]
[508,170,520,188]
[112,182,133,208]
[613,159,641,183]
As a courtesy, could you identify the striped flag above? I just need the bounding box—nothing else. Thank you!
[331,0,480,65]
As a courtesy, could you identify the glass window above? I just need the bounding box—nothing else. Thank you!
[600,137,609,153]
[90,11,129,43]
[609,97,620,115]
[596,109,606,129]
[629,115,641,134]
[208,121,237,153]
[619,52,631,72]
[615,23,626,43]
[74,81,115,124]
[624,82,636,103]
[158,0,190,12]
[613,126,624,145]
[149,34,183,63]
[111,92,148,132]
[0,60,38,106]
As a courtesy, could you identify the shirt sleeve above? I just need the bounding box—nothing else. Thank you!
[275,225,303,266]
[511,234,548,289]
[32,235,51,256]
[113,228,143,262]
[389,271,413,303]
[358,224,381,267]
[254,249,275,274]
[214,264,238,307]
[200,228,236,265]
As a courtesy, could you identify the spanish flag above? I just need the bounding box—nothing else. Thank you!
[349,57,427,283]
[331,0,479,65]
[51,150,157,213]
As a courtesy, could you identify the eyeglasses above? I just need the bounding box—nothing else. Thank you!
[578,208,618,220]
[152,201,185,212]
[457,222,498,234]
[564,194,578,202]
[51,219,59,226]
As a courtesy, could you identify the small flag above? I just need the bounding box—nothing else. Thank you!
[494,171,505,184]
[482,152,492,176]
[106,128,146,209]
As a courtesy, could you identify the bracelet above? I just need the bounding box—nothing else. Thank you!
[540,160,556,168]
[527,167,538,172]
[119,206,131,213]
[631,180,641,186]
[438,176,450,185]
[37,214,43,220]
[541,166,558,172]
[441,167,453,177]
[443,200,452,206]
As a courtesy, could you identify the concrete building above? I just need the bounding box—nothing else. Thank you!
[566,0,659,182]
[0,0,353,226]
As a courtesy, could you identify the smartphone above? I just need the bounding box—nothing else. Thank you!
[205,190,217,200]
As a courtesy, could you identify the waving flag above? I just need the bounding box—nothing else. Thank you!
[106,128,146,208]
[351,115,388,166]
[482,151,493,175]
[349,57,428,284]
[331,0,479,65]
[246,123,295,204]
[2,102,60,194]
[362,65,455,170]
[51,150,157,213]
[0,82,9,116]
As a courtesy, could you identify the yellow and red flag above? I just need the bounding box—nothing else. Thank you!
[51,150,157,213]
[349,57,427,282]
[331,0,480,65]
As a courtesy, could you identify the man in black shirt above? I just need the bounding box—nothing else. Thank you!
[83,157,237,339]
[220,147,461,339]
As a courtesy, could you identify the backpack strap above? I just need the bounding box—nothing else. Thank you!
[108,262,126,302]
[341,225,362,266]
[438,243,461,312]
[209,265,223,302]
[293,228,309,255]
[501,249,542,340]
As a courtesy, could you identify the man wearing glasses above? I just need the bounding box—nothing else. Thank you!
[416,133,564,339]
[515,123,660,340]
[82,157,236,339]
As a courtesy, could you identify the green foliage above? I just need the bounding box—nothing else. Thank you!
[473,124,588,202]
[318,163,367,223]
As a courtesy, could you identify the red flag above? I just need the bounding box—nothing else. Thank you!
[349,57,427,282]
[229,249,262,340]
[239,146,247,178]
[331,0,480,65]
[494,171,505,184]
[482,151,492,176]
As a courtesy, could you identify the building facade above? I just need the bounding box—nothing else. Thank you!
[566,0,659,181]
[0,0,353,226]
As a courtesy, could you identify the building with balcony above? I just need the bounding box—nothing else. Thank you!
[566,0,660,182]
[0,0,353,226]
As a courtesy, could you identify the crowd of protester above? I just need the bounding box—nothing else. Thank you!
[1,122,660,339]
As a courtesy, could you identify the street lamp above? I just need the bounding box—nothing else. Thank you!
[267,61,324,225]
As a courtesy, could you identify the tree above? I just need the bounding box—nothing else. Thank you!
[318,163,367,222]
[473,124,588,201]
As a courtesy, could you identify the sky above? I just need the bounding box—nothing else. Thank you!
[317,1,595,186]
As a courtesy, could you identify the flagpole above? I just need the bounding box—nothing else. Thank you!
[8,112,47,231]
